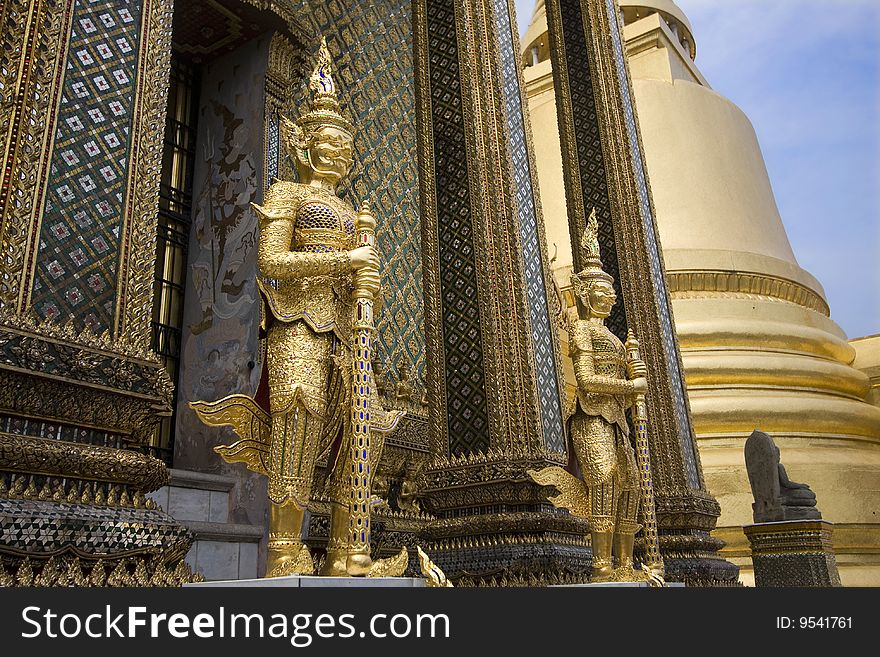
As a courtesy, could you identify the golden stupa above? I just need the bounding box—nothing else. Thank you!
[522,0,880,585]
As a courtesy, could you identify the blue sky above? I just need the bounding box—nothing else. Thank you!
[513,0,880,339]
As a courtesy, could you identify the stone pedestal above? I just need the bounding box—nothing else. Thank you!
[186,576,426,588]
[554,581,686,588]
[744,520,841,587]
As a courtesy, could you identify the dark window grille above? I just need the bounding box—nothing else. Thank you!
[149,55,199,465]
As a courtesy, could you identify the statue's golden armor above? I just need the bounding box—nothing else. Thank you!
[568,318,641,580]
[191,39,403,579]
[257,182,358,510]
[529,210,649,583]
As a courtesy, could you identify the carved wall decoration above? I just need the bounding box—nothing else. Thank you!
[0,0,75,312]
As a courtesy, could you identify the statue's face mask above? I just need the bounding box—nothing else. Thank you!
[587,281,616,319]
[308,126,354,181]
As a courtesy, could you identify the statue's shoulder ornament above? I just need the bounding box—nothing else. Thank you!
[255,181,313,226]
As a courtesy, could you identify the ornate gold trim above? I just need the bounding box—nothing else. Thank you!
[0,552,202,587]
[115,0,173,350]
[265,32,303,189]
[0,0,76,312]
[0,472,162,509]
[667,270,830,316]
[242,0,312,45]
[421,510,590,550]
[417,546,454,587]
[0,367,170,442]
[413,0,449,458]
[0,307,160,362]
[504,0,569,458]
[0,433,168,491]
[416,0,567,463]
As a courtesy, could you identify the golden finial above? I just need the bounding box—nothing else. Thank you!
[309,37,339,110]
[571,207,613,292]
[580,207,602,268]
[280,36,354,162]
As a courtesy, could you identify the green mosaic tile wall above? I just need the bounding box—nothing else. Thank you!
[289,0,425,382]
[31,0,143,333]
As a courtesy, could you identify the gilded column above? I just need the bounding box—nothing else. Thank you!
[0,0,197,585]
[543,0,738,584]
[0,0,175,445]
[415,0,584,585]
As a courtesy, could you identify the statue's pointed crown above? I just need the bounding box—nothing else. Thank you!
[572,208,614,291]
[292,37,355,136]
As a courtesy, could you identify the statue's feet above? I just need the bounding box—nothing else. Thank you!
[345,552,373,577]
[320,550,349,577]
[610,565,640,582]
[323,548,408,577]
[590,565,614,583]
[266,543,314,578]
[606,563,665,587]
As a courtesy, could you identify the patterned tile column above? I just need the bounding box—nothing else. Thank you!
[0,0,199,586]
[286,0,428,384]
[544,0,738,585]
[414,0,587,585]
[0,0,175,443]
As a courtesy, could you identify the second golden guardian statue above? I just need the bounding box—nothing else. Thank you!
[191,39,405,578]
[529,210,664,586]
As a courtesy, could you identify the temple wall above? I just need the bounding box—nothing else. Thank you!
[0,0,202,584]
[291,0,426,386]
[0,0,173,438]
[173,37,270,534]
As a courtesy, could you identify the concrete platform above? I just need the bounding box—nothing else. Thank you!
[147,468,263,581]
[553,582,686,588]
[185,575,426,588]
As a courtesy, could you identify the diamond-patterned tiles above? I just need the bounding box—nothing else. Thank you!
[425,0,491,455]
[266,114,279,184]
[0,498,191,555]
[560,0,628,343]
[604,0,699,486]
[31,0,142,333]
[493,0,564,453]
[295,0,426,383]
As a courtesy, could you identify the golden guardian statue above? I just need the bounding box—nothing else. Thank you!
[191,39,404,578]
[530,210,663,584]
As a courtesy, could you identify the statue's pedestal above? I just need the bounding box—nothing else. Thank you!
[553,582,686,588]
[185,575,426,588]
[744,520,841,587]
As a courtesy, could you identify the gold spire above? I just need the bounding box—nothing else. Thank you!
[580,208,603,269]
[308,37,340,112]
[281,36,355,161]
[572,208,613,291]
[297,37,353,134]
